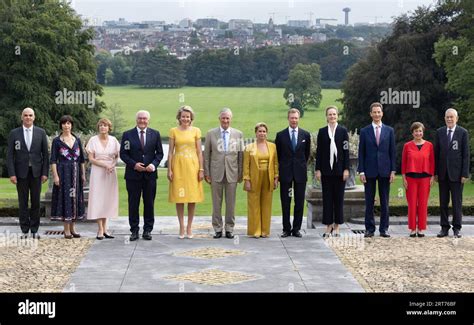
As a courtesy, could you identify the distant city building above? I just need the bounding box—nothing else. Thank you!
[311,32,327,43]
[288,20,311,28]
[179,18,192,29]
[268,18,274,31]
[228,19,253,30]
[288,35,305,45]
[196,18,220,29]
[143,21,166,28]
[315,18,337,29]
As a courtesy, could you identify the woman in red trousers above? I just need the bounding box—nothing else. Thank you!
[402,122,435,237]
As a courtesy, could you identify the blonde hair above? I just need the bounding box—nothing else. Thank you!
[254,122,268,133]
[97,118,113,132]
[176,105,195,125]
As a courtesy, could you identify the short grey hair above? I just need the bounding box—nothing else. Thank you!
[445,108,458,118]
[136,110,150,120]
[22,107,35,116]
[219,107,233,118]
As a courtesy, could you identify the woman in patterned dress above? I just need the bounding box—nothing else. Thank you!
[50,115,86,239]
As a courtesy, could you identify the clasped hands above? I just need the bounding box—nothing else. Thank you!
[134,162,154,173]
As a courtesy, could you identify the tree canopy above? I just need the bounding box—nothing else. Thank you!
[0,0,104,175]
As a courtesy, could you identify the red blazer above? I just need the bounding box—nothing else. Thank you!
[401,141,435,175]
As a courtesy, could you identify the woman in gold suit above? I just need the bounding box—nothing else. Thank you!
[243,122,279,238]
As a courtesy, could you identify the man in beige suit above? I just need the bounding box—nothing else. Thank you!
[204,108,243,239]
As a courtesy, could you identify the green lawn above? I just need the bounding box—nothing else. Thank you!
[101,86,342,139]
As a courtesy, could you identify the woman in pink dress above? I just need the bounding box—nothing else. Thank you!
[86,118,120,240]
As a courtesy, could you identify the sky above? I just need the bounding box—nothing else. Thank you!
[71,0,440,25]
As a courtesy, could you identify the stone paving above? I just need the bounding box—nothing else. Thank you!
[0,216,473,293]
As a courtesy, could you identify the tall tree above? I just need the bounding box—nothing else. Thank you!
[434,0,474,175]
[341,3,459,170]
[283,63,322,115]
[0,0,105,175]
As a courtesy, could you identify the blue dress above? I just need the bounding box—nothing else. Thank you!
[50,136,86,222]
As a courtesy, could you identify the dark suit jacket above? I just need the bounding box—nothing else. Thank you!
[275,127,311,183]
[120,128,164,180]
[315,125,350,176]
[357,123,396,178]
[7,126,49,179]
[435,125,470,182]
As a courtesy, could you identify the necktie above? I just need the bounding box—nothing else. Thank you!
[140,130,145,149]
[291,129,297,151]
[223,130,227,152]
[375,126,380,146]
[25,129,31,151]
[448,129,452,147]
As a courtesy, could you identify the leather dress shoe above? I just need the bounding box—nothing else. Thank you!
[96,236,104,240]
[364,232,374,238]
[280,231,291,238]
[292,230,303,238]
[225,231,234,239]
[437,230,449,238]
[142,231,152,240]
[213,231,222,239]
[453,229,462,238]
[31,233,40,240]
[130,232,139,241]
[104,233,115,239]
[380,233,391,238]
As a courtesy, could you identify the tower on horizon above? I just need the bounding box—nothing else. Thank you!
[343,7,351,26]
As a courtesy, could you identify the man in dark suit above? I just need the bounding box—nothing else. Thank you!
[275,108,311,238]
[7,107,49,239]
[434,108,470,238]
[120,110,164,241]
[358,102,396,238]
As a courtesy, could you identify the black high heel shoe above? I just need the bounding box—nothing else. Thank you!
[103,232,115,239]
[70,231,81,238]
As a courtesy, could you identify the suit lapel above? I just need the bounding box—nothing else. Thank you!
[131,128,141,150]
[145,129,153,151]
[368,125,377,146]
[451,127,460,149]
[19,128,27,151]
[296,129,303,150]
[439,127,448,150]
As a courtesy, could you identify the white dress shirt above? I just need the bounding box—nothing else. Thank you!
[23,126,33,151]
[220,126,231,152]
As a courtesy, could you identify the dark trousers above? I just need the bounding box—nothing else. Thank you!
[280,180,306,233]
[321,175,346,225]
[439,176,463,231]
[364,176,390,234]
[126,178,156,233]
[16,168,42,234]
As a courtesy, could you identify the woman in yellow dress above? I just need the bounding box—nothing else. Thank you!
[243,122,279,238]
[168,106,204,239]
